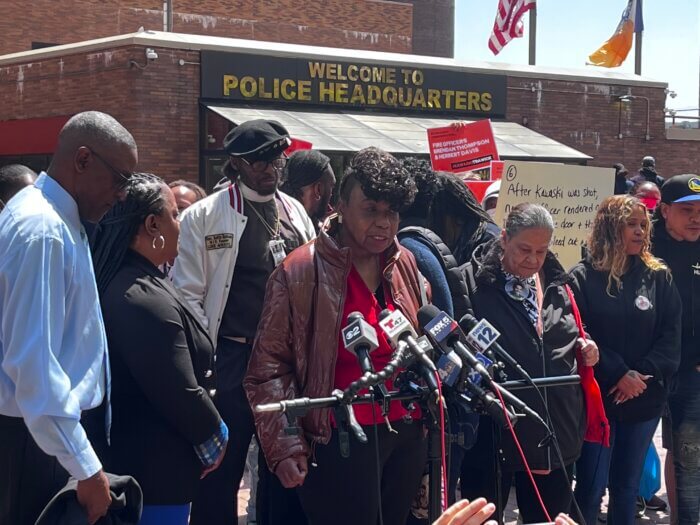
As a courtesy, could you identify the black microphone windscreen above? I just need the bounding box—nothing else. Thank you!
[378,309,392,322]
[417,304,441,329]
[458,313,479,332]
[348,311,364,323]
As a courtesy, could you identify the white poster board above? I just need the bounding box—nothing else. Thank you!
[494,161,615,270]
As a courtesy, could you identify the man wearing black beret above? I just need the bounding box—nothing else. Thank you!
[172,119,316,525]
[280,149,337,231]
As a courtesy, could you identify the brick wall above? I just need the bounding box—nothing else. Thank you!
[0,45,201,182]
[506,77,700,178]
[1,0,417,56]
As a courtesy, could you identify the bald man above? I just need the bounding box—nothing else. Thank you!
[0,164,37,211]
[0,111,137,525]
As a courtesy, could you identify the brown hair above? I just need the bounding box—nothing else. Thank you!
[588,195,667,295]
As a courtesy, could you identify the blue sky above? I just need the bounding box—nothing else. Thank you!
[454,0,700,112]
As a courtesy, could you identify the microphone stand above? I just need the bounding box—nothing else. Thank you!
[487,374,581,524]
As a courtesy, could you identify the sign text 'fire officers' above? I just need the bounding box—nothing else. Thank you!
[201,51,507,118]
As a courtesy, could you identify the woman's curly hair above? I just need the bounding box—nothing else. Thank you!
[340,147,416,211]
[588,194,667,295]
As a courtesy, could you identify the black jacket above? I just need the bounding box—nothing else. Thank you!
[569,257,681,422]
[631,167,664,188]
[99,251,222,504]
[652,221,700,376]
[466,239,585,471]
[35,474,142,525]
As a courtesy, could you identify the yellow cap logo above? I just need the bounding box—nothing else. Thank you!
[689,177,700,193]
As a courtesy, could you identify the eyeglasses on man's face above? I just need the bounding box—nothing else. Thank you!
[240,156,287,173]
[88,148,133,190]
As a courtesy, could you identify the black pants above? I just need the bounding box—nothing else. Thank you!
[191,339,256,525]
[256,446,308,525]
[297,420,428,525]
[0,415,69,525]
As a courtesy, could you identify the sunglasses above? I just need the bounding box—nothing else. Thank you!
[88,148,133,190]
[240,155,288,173]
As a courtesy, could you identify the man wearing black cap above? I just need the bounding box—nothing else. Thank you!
[632,156,665,188]
[172,119,316,525]
[280,150,336,231]
[652,174,700,525]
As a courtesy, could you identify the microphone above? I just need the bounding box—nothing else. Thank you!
[418,305,548,430]
[342,311,379,375]
[378,309,436,373]
[459,314,533,383]
[378,309,440,398]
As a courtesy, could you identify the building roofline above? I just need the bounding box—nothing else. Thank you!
[0,30,668,89]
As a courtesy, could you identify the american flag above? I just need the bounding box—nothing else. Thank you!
[488,0,536,55]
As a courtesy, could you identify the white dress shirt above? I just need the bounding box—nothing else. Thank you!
[0,173,107,480]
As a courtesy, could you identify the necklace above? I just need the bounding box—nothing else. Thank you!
[247,199,280,238]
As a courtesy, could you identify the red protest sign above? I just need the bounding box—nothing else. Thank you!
[465,181,492,204]
[490,160,504,180]
[427,120,499,173]
[285,138,313,155]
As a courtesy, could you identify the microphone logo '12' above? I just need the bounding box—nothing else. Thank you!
[466,319,501,351]
[424,311,458,343]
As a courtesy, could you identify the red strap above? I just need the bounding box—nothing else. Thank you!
[228,184,242,213]
[565,285,611,447]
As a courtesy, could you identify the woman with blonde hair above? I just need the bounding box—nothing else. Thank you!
[570,195,682,525]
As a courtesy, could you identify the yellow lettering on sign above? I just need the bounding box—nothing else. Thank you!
[337,64,348,81]
[367,85,381,104]
[383,86,398,106]
[350,84,365,104]
[308,62,325,78]
[398,87,413,107]
[481,92,493,112]
[443,89,455,109]
[223,75,238,96]
[259,77,272,99]
[336,83,349,103]
[427,89,441,109]
[359,66,371,83]
[280,79,296,100]
[298,80,312,101]
[319,81,334,102]
[240,76,257,97]
[455,91,467,110]
[466,92,480,111]
[347,65,359,82]
[327,63,338,80]
[386,68,396,84]
[412,89,426,108]
[412,69,424,86]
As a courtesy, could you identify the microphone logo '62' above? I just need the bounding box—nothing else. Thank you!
[343,325,361,343]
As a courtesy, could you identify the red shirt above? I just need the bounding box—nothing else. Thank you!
[334,266,419,425]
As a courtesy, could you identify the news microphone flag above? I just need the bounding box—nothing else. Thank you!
[488,0,536,56]
[588,0,644,68]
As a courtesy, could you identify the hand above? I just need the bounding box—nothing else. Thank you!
[76,470,111,525]
[275,455,308,488]
[201,441,228,479]
[554,513,579,525]
[609,370,651,404]
[577,337,599,367]
[432,498,497,525]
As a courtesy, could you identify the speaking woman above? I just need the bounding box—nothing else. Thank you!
[245,148,428,525]
[570,195,681,525]
[90,174,227,525]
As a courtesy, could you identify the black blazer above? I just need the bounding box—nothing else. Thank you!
[100,251,221,504]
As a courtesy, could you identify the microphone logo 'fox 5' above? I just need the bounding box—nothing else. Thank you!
[424,311,458,343]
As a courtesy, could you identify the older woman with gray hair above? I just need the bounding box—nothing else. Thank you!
[460,203,599,523]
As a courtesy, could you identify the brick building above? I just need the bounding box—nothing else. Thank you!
[0,0,454,58]
[0,31,697,188]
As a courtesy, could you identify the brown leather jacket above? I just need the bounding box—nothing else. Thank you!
[244,222,426,471]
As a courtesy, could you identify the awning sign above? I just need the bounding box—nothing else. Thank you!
[427,120,499,173]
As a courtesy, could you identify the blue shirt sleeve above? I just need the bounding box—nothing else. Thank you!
[0,236,102,479]
[194,419,229,467]
[399,236,454,317]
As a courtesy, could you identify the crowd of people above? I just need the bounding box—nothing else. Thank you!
[0,110,698,525]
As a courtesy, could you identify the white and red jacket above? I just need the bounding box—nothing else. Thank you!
[172,182,316,344]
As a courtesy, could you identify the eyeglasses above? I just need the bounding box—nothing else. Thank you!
[240,156,287,173]
[88,148,133,190]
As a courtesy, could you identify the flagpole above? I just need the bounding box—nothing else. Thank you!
[634,30,642,75]
[529,5,537,65]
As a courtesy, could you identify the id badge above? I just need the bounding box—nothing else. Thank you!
[269,238,286,267]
